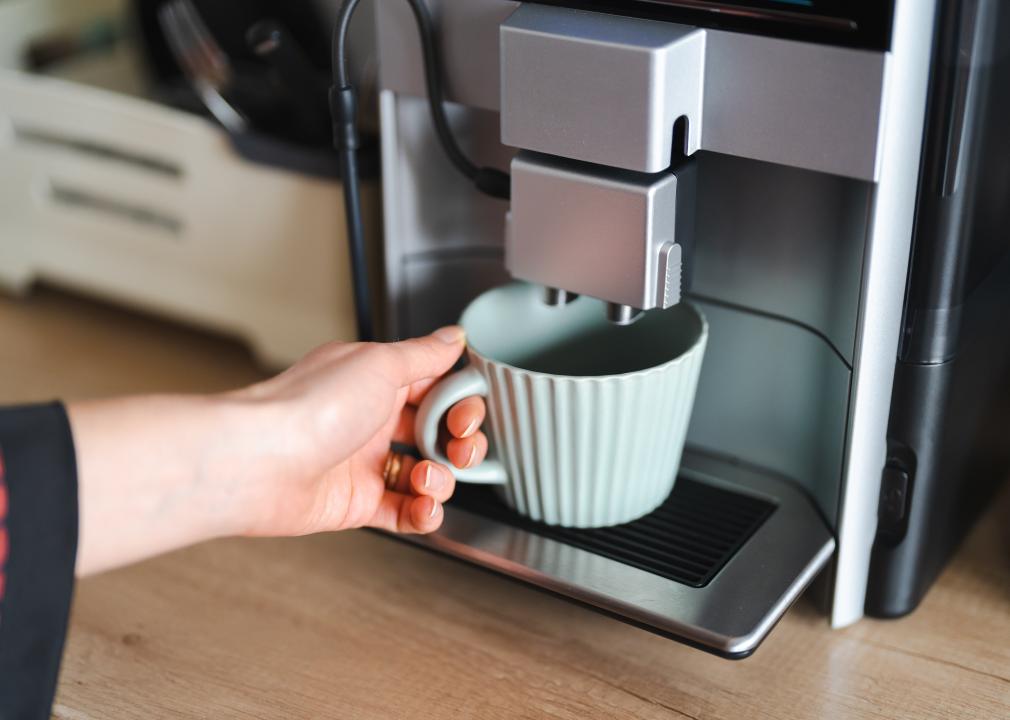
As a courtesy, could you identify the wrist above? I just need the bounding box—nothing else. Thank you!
[71,393,260,575]
[196,392,276,538]
[204,389,308,538]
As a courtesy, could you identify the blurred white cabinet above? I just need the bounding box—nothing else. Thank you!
[0,0,369,367]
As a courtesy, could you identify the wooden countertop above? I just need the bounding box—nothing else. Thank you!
[2,288,1008,719]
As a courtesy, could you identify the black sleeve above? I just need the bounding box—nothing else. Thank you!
[0,402,79,720]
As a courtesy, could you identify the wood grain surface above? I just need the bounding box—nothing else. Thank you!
[1,287,1008,720]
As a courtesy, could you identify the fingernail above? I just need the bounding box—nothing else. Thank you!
[428,498,440,519]
[424,463,446,491]
[461,417,478,438]
[433,325,465,345]
[463,443,477,469]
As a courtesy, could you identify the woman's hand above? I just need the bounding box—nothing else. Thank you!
[68,327,489,576]
[225,326,489,537]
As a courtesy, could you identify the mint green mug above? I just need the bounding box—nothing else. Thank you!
[415,282,707,528]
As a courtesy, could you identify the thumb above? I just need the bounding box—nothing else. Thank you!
[387,326,466,386]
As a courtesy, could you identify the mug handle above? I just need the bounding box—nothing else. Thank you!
[415,365,507,484]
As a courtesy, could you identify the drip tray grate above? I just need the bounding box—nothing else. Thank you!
[450,477,777,588]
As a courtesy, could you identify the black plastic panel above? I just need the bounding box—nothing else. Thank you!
[869,0,1010,618]
[451,477,777,588]
[530,0,894,50]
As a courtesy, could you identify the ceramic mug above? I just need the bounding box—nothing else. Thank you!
[415,282,707,528]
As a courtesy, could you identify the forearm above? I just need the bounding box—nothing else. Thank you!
[67,394,254,576]
[65,329,473,575]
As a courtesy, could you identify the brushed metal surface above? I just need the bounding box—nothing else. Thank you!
[508,151,692,309]
[378,91,512,338]
[375,0,888,180]
[686,301,851,523]
[691,152,869,366]
[375,0,518,112]
[702,30,885,181]
[399,449,835,656]
[500,5,705,172]
[402,253,510,338]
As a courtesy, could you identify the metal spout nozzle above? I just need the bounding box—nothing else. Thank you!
[606,303,643,325]
[543,287,579,306]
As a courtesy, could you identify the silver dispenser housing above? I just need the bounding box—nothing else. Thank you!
[374,0,936,655]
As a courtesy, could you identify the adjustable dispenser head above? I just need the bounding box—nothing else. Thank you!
[507,152,695,321]
[500,5,704,320]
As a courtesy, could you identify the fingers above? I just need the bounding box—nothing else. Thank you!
[367,457,458,534]
[446,431,488,470]
[386,457,455,502]
[369,458,454,533]
[446,396,485,439]
[386,454,418,494]
[391,405,417,445]
[386,326,465,388]
[405,376,439,406]
[368,491,443,534]
[395,395,484,447]
[408,460,456,503]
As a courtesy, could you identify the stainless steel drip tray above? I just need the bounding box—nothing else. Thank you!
[397,449,835,659]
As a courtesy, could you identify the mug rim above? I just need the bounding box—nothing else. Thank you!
[461,287,709,382]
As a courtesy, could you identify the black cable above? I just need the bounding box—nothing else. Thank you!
[337,135,371,340]
[332,0,510,200]
[330,0,372,341]
[329,0,510,341]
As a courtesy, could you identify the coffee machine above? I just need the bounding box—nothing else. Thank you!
[369,0,1010,657]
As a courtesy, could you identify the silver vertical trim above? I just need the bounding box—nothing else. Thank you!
[831,0,938,627]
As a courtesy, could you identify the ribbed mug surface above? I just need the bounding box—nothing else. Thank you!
[415,283,708,529]
[470,335,705,527]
